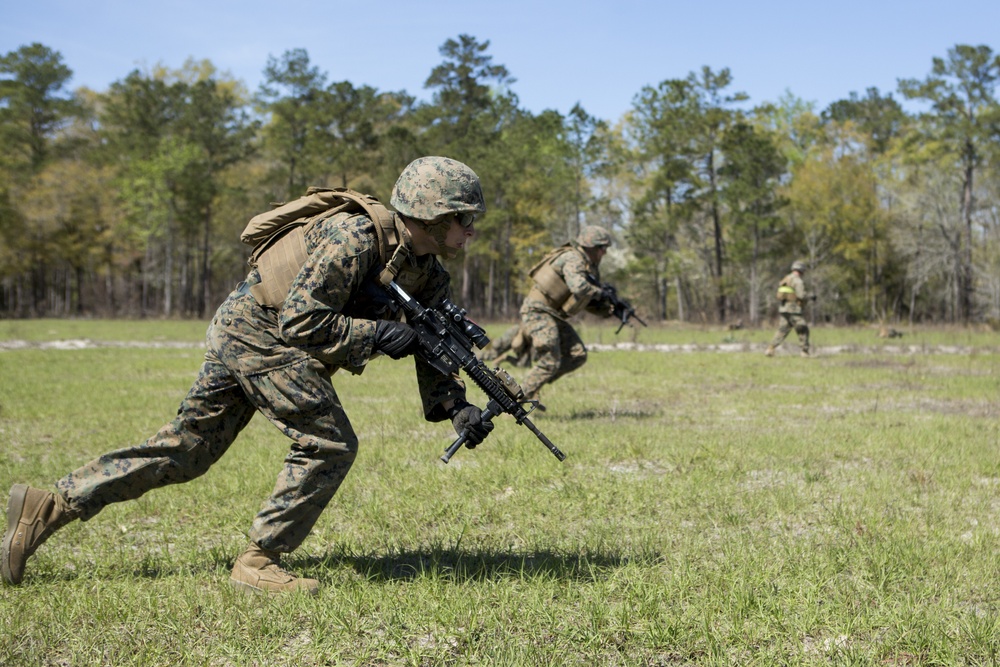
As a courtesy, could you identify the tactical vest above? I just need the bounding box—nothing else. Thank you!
[776,275,799,303]
[526,244,590,318]
[241,187,421,309]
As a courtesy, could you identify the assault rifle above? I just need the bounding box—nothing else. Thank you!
[586,275,648,334]
[384,280,566,464]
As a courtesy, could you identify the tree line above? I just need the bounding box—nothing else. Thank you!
[1,36,999,326]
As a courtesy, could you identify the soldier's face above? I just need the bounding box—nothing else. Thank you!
[586,246,608,265]
[441,214,476,258]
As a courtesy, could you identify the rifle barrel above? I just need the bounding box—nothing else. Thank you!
[521,417,567,461]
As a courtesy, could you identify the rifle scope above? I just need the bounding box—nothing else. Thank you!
[441,299,490,349]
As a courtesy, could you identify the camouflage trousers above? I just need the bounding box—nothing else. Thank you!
[517,308,587,398]
[55,288,357,553]
[479,324,531,367]
[770,312,810,353]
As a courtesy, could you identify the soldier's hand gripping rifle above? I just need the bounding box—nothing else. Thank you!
[587,275,648,334]
[384,280,566,464]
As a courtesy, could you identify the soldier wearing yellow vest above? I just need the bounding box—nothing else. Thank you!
[517,226,614,409]
[766,260,811,357]
[2,157,494,594]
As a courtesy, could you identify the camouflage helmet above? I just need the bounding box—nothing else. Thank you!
[791,260,807,273]
[390,156,486,223]
[576,225,612,249]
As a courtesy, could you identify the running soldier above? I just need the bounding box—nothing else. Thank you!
[766,260,812,357]
[2,157,494,594]
[517,225,613,410]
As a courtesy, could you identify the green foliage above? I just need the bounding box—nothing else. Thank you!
[423,33,515,156]
[718,123,786,251]
[898,44,1000,323]
[0,42,78,174]
[782,146,886,318]
[2,39,1000,326]
[255,48,330,199]
[821,87,908,156]
[752,92,824,168]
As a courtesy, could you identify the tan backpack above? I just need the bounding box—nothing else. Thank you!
[241,187,409,308]
[527,245,590,317]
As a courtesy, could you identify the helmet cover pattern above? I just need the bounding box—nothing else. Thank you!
[576,225,612,248]
[390,156,486,222]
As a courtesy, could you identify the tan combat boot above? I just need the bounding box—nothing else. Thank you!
[230,543,319,595]
[764,346,776,357]
[2,484,80,585]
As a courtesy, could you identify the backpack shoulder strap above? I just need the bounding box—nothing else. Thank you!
[528,243,574,278]
[321,189,409,286]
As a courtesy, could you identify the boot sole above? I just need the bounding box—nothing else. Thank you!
[229,578,266,595]
[1,484,29,585]
[229,578,318,596]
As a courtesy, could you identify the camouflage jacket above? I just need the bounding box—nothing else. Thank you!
[521,243,605,319]
[777,271,807,314]
[248,210,466,422]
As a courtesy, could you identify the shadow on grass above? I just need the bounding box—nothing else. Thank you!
[28,544,644,586]
[305,547,644,583]
[549,405,663,421]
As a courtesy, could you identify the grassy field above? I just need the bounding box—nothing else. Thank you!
[0,320,998,665]
[2,316,998,349]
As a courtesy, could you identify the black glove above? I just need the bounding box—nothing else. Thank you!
[587,290,613,316]
[449,400,495,448]
[373,320,420,359]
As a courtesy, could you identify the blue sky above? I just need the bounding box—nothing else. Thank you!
[3,0,998,122]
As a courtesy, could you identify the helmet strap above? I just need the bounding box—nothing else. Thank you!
[420,216,458,259]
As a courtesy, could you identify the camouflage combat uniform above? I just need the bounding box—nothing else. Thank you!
[518,228,610,401]
[55,211,465,553]
[768,263,811,356]
[478,323,531,367]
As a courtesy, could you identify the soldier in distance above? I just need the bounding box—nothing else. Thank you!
[516,225,616,410]
[765,260,813,358]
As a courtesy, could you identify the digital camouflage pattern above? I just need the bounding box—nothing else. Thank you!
[55,210,467,553]
[390,156,486,222]
[576,225,612,249]
[518,243,606,399]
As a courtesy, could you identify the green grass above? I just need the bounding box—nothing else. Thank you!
[0,318,210,343]
[3,316,998,350]
[1,321,998,665]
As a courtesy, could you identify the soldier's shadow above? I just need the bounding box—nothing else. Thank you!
[301,547,634,583]
[547,405,663,421]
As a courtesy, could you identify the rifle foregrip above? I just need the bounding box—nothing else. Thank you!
[440,436,465,464]
[441,405,498,464]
